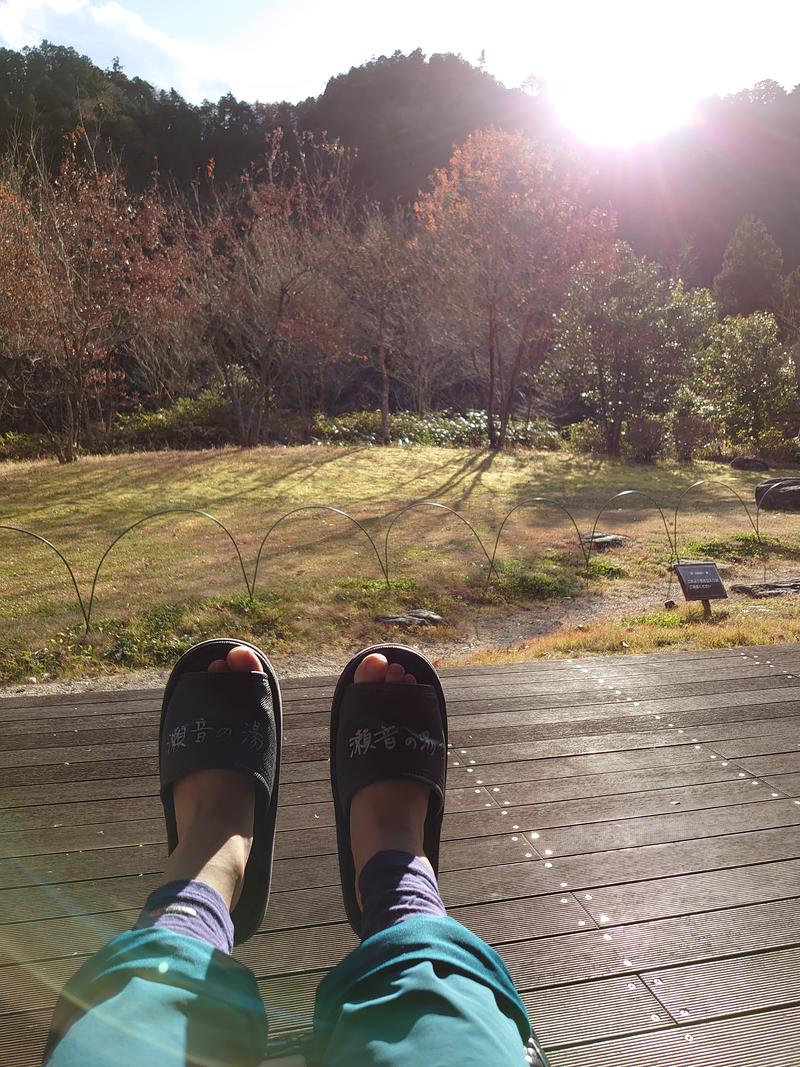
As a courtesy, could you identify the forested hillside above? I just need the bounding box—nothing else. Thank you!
[2,44,799,281]
[2,43,800,465]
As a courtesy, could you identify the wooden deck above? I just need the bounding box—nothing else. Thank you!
[2,645,800,1065]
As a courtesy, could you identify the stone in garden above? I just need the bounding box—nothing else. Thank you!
[730,456,769,471]
[731,579,800,598]
[580,532,629,551]
[755,479,800,512]
[375,608,444,628]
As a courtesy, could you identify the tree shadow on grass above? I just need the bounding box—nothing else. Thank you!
[426,450,500,504]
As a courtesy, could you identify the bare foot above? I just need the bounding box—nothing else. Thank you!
[163,646,262,910]
[349,653,433,907]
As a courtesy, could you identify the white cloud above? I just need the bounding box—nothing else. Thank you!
[0,0,519,104]
[0,0,228,99]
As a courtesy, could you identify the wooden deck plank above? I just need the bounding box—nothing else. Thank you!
[736,752,800,776]
[0,759,745,811]
[606,898,800,971]
[528,799,800,858]
[765,772,800,795]
[537,826,800,892]
[4,663,800,721]
[546,1005,800,1067]
[522,976,672,1047]
[580,858,800,925]
[644,945,800,1023]
[3,645,800,1066]
[7,781,795,863]
[0,784,491,833]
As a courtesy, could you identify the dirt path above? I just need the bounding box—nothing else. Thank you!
[3,552,794,697]
[0,581,672,696]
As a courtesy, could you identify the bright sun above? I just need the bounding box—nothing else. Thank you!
[507,2,710,148]
[548,79,697,147]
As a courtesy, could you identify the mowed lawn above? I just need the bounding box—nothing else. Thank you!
[1,445,800,681]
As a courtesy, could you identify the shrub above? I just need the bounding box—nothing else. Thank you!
[0,431,53,461]
[753,427,800,465]
[506,418,562,449]
[565,419,606,455]
[623,416,666,463]
[311,410,561,448]
[312,410,383,444]
[671,414,715,462]
[588,556,627,578]
[111,391,237,451]
[667,384,719,461]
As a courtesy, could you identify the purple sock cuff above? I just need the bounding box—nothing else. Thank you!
[358,850,447,940]
[134,879,234,955]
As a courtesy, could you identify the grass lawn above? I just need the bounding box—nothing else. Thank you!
[1,445,800,682]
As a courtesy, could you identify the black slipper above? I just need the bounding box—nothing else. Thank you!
[330,643,448,935]
[159,637,282,945]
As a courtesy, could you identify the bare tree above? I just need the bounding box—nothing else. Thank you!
[186,131,350,445]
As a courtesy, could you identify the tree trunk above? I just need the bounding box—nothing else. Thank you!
[487,316,498,449]
[251,391,268,446]
[607,417,622,457]
[377,344,390,445]
[103,359,114,447]
[62,394,77,463]
[497,340,527,450]
[376,312,390,445]
[224,369,248,446]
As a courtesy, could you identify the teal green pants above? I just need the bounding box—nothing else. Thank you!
[44,916,533,1066]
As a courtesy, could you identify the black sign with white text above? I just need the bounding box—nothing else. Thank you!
[673,563,727,602]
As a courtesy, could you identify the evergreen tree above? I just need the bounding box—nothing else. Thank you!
[713,215,784,316]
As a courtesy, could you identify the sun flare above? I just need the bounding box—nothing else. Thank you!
[548,78,697,147]
[508,0,716,147]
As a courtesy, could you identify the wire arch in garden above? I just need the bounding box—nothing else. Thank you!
[87,508,252,631]
[672,479,765,582]
[251,505,387,595]
[580,490,678,600]
[488,497,589,582]
[0,524,89,630]
[383,501,492,586]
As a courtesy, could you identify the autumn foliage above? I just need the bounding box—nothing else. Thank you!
[3,120,799,463]
[417,129,615,447]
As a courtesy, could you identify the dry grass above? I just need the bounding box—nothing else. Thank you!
[449,600,800,666]
[1,445,799,680]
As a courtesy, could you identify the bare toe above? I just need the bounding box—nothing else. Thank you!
[208,659,229,672]
[385,662,406,683]
[403,672,416,684]
[227,646,263,672]
[354,652,389,684]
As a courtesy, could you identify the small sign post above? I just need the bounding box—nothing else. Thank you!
[672,562,727,619]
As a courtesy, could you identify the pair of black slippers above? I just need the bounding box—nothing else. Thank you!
[159,639,448,944]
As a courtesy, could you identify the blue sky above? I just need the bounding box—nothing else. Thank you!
[0,1,798,144]
[123,0,268,45]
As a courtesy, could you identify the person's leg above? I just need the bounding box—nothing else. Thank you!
[44,646,270,1067]
[312,654,545,1067]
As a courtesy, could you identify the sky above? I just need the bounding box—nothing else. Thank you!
[0,0,798,145]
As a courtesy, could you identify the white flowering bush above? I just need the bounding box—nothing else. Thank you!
[311,410,561,448]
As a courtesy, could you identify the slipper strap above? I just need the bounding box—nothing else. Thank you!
[335,681,446,814]
[160,671,277,816]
